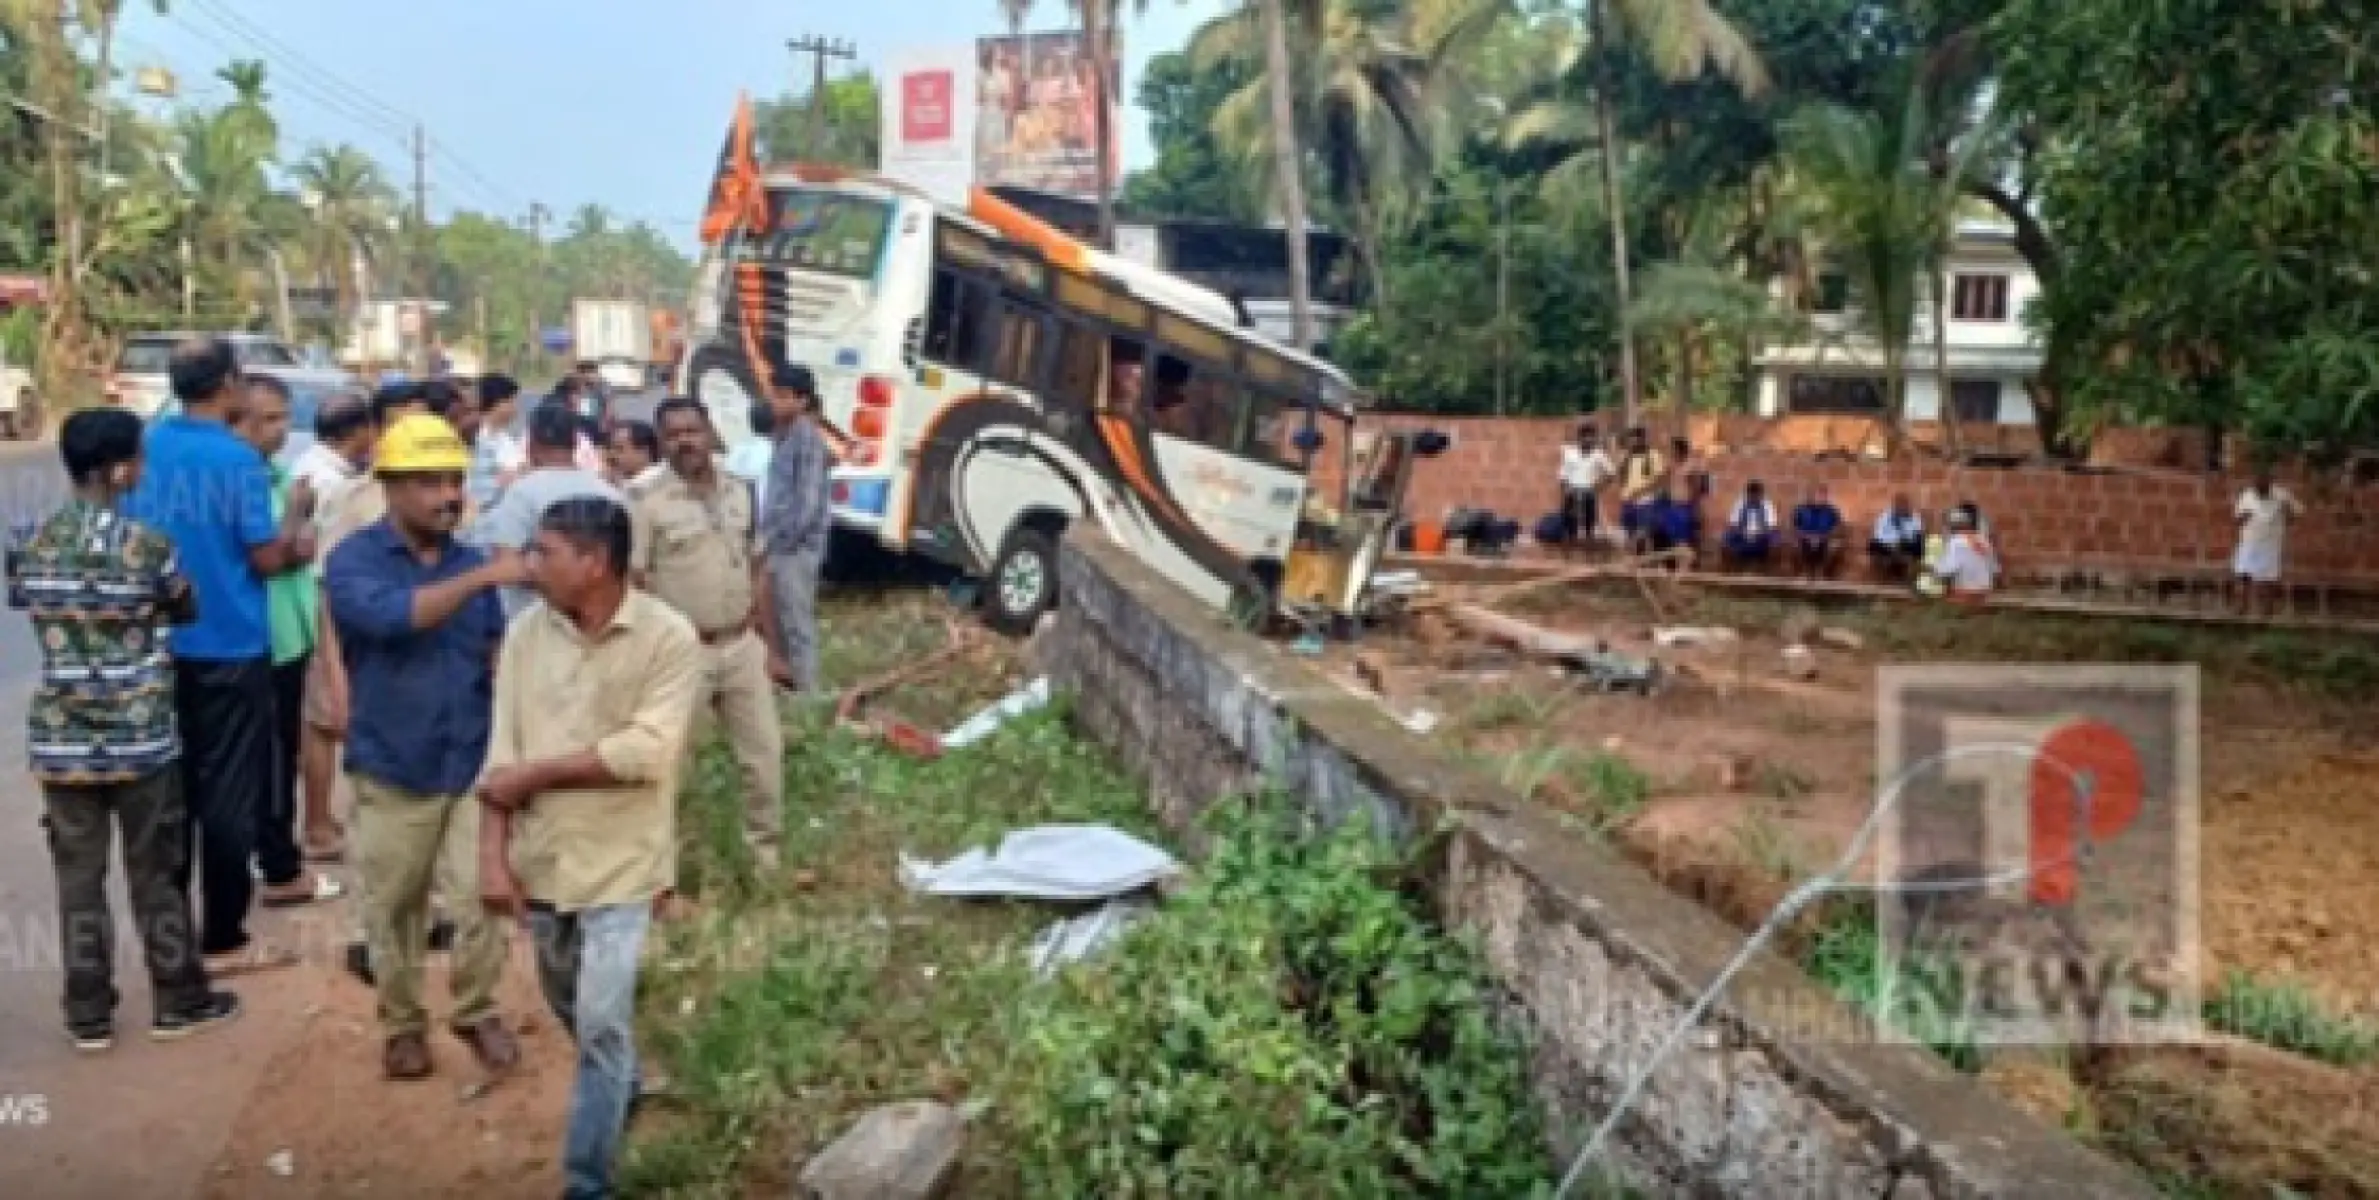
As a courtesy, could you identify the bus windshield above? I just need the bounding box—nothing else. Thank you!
[746,188,894,279]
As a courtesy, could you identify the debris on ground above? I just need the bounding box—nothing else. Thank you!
[941,676,1051,750]
[1818,626,1866,651]
[899,825,1180,902]
[1028,898,1154,977]
[1781,644,1819,680]
[1555,645,1663,694]
[1780,603,1824,646]
[264,1150,294,1178]
[797,1099,966,1200]
[1653,625,1740,649]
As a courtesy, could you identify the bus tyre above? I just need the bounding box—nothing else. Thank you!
[985,527,1059,637]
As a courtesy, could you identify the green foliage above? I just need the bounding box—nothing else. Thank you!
[2204,969,2379,1067]
[996,796,1552,1197]
[1119,49,1261,222]
[1801,901,1982,1072]
[1992,0,2379,450]
[754,73,881,169]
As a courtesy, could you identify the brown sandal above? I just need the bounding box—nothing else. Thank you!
[383,1032,433,1080]
[451,1017,521,1075]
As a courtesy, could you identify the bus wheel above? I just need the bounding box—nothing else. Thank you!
[985,527,1059,636]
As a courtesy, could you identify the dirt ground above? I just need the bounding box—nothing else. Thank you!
[201,942,574,1198]
[1342,579,2379,1194]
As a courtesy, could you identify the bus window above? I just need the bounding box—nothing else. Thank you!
[1148,353,1237,450]
[1050,321,1105,408]
[988,302,1049,390]
[1236,387,1305,471]
[924,270,992,371]
[1105,338,1147,414]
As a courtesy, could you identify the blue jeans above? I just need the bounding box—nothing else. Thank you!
[528,902,651,1200]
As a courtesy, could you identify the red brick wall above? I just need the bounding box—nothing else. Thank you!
[1315,415,2379,582]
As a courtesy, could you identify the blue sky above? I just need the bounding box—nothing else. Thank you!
[110,0,1225,251]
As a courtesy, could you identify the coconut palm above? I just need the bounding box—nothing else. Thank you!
[1194,0,1505,317]
[288,143,395,324]
[1780,69,1996,449]
[1508,0,1765,425]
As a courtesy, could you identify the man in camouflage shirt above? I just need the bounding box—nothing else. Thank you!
[8,409,239,1050]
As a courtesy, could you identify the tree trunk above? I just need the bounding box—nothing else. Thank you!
[1260,0,1316,353]
[1590,0,1642,426]
[1885,349,1909,456]
[1083,1,1117,251]
[1676,328,1697,413]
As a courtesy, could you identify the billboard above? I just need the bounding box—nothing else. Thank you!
[882,47,978,207]
[974,30,1122,199]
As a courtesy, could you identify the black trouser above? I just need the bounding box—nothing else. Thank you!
[1562,488,1599,543]
[257,654,310,888]
[43,769,209,1027]
[174,657,274,956]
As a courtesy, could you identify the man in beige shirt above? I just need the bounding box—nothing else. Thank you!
[630,398,789,869]
[476,495,701,1200]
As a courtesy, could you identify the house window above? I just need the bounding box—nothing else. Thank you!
[1811,272,1851,314]
[1948,379,2002,423]
[1951,273,2010,321]
[1786,374,1888,415]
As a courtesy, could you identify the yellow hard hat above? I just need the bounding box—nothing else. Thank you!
[374,413,472,475]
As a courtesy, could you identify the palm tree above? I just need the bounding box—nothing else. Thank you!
[289,143,395,325]
[1780,73,1995,450]
[1196,0,1503,319]
[1062,0,1159,251]
[1513,0,1765,425]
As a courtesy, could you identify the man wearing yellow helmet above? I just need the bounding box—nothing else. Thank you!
[322,413,526,1081]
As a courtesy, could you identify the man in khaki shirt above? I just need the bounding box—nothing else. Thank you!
[476,495,701,1200]
[630,398,789,869]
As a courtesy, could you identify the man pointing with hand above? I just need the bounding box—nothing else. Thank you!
[323,414,522,1082]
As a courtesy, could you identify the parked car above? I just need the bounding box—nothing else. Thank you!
[0,342,38,439]
[107,331,355,418]
[146,369,347,471]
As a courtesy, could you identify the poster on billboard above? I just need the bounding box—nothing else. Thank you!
[881,47,978,207]
[974,30,1121,199]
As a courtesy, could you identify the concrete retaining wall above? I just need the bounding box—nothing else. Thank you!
[1038,531,2154,1198]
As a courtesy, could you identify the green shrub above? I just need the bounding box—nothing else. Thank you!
[995,798,1553,1197]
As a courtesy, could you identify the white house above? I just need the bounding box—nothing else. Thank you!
[1753,221,2041,426]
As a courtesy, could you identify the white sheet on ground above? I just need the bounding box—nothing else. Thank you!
[1028,898,1154,976]
[941,676,1053,750]
[898,824,1180,901]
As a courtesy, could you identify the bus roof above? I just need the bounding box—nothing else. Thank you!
[758,166,1362,419]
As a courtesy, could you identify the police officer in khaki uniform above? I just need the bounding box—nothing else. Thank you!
[630,397,789,868]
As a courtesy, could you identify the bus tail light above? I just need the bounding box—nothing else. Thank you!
[850,374,897,469]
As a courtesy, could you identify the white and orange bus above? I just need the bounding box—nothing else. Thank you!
[678,167,1356,632]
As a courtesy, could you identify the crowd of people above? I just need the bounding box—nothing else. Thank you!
[10,337,837,1199]
[1554,420,2311,610]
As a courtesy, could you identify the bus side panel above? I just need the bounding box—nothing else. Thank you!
[908,394,1234,611]
[1146,436,1306,565]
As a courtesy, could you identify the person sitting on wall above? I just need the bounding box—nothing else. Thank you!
[1653,435,1708,562]
[1614,427,1664,554]
[1720,480,1779,569]
[1791,483,1845,579]
[1867,493,1926,580]
[1927,503,1999,605]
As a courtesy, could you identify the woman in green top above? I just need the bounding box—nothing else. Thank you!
[236,376,348,900]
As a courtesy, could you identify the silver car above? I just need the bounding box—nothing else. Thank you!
[110,332,355,420]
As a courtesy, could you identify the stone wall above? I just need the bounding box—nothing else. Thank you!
[1039,531,2155,1198]
[1317,414,2379,582]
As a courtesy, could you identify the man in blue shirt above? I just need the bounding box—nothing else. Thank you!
[1791,483,1846,580]
[126,337,317,977]
[323,413,524,1082]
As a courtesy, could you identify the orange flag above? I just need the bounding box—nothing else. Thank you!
[699,93,770,245]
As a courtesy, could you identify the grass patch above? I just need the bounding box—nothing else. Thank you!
[987,796,1554,1196]
[1800,901,1983,1072]
[623,591,1159,1196]
[2203,969,2379,1066]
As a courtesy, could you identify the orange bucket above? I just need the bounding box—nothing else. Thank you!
[1410,520,1447,555]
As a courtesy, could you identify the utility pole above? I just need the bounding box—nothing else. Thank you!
[526,202,548,374]
[787,35,857,160]
[411,123,431,374]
